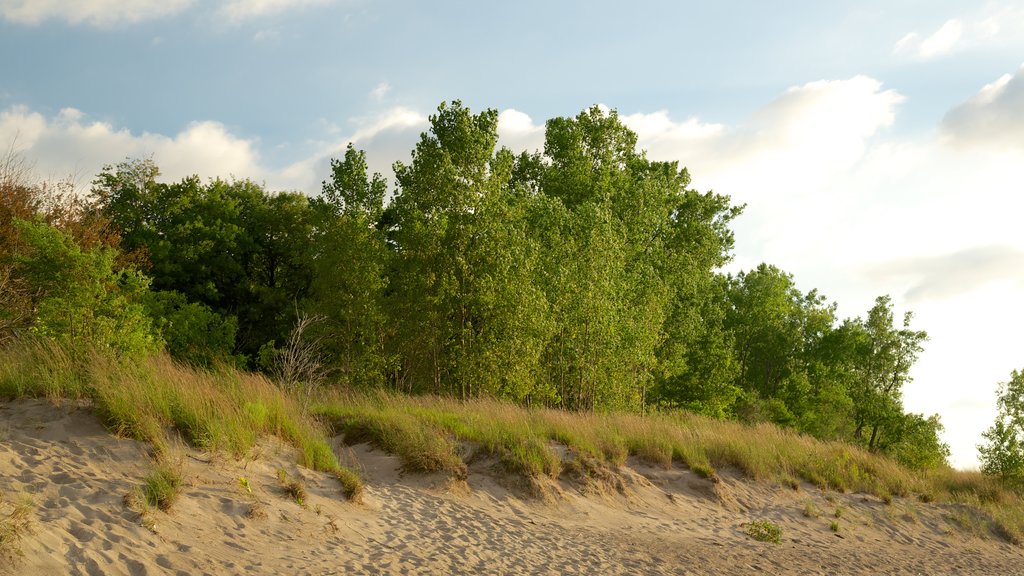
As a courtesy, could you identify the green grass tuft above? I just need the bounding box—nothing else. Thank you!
[142,463,183,512]
[745,520,782,543]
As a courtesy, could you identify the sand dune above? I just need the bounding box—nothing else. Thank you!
[2,398,1023,575]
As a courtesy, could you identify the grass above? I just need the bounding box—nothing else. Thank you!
[802,501,819,518]
[3,339,1024,543]
[0,492,33,558]
[142,463,184,512]
[745,520,782,543]
[0,339,363,502]
[276,469,307,506]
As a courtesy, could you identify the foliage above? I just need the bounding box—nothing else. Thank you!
[1,100,952,473]
[979,370,1024,487]
[745,520,782,543]
[12,219,160,356]
[142,463,183,511]
[143,290,241,368]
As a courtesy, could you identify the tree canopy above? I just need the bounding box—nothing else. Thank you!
[0,101,951,470]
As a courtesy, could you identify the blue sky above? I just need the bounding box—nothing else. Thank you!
[3,0,1024,468]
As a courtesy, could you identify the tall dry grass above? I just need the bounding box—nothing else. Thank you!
[1,339,1020,540]
[0,339,362,499]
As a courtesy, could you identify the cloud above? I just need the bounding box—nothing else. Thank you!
[870,246,1024,303]
[0,0,341,27]
[941,64,1024,148]
[893,6,1024,61]
[919,19,963,58]
[894,19,963,59]
[369,83,391,101]
[276,107,430,192]
[0,105,270,187]
[893,19,964,60]
[219,0,336,21]
[621,76,903,213]
[496,109,545,153]
[0,0,194,26]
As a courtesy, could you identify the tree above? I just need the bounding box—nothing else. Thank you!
[386,101,552,400]
[979,369,1024,485]
[847,296,928,451]
[724,264,837,425]
[91,161,317,361]
[308,144,392,386]
[12,219,160,356]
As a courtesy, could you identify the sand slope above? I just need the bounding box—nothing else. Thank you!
[2,398,1023,575]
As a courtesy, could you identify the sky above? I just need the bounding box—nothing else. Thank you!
[2,0,1022,468]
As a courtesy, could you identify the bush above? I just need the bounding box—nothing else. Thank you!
[12,219,160,357]
[979,370,1024,487]
[745,520,782,544]
[142,464,183,512]
[143,290,242,368]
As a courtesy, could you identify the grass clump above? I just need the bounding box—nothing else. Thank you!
[0,492,34,558]
[745,520,782,544]
[802,501,819,518]
[276,469,307,506]
[142,463,184,512]
[334,468,364,502]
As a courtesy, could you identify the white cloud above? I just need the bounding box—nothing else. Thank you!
[919,19,962,58]
[0,0,194,26]
[276,107,429,192]
[369,82,391,101]
[496,109,545,153]
[870,246,1024,303]
[893,5,1024,60]
[941,64,1024,148]
[0,0,341,27]
[0,105,271,188]
[623,76,903,216]
[219,0,336,21]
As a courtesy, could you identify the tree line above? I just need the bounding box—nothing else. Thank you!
[0,102,949,469]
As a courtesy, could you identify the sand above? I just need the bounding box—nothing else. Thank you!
[2,398,1023,575]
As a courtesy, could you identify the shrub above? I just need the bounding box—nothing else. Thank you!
[745,520,782,544]
[142,464,183,512]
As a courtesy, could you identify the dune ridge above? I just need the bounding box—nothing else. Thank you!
[2,398,1023,575]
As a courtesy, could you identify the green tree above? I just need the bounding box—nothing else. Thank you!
[531,106,741,411]
[12,219,160,356]
[143,290,241,368]
[979,369,1024,485]
[387,101,552,400]
[308,144,392,386]
[721,264,837,425]
[847,296,928,451]
[91,161,317,360]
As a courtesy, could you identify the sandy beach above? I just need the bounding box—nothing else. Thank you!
[2,398,1022,575]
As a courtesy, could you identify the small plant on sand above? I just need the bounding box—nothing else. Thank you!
[745,520,782,544]
[142,463,184,512]
[276,469,307,506]
[238,476,253,495]
[334,468,363,502]
[802,501,819,518]
[834,506,844,519]
[245,502,268,521]
[830,520,840,532]
[0,492,34,557]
